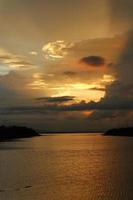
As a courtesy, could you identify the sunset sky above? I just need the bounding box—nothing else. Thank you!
[0,0,133,131]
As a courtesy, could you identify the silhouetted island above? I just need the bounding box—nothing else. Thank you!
[104,127,133,137]
[0,126,39,140]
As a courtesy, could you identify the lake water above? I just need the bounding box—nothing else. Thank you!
[0,133,133,200]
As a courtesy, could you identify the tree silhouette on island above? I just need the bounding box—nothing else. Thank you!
[104,127,133,137]
[0,126,39,140]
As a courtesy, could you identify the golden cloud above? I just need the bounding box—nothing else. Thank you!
[0,48,34,75]
[42,40,74,59]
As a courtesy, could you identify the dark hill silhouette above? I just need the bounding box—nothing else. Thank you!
[104,127,133,137]
[0,126,39,140]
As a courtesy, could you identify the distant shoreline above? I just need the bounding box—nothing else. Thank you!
[39,131,102,134]
[104,127,133,137]
[0,126,39,140]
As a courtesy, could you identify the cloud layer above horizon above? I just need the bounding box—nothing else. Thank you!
[0,0,133,131]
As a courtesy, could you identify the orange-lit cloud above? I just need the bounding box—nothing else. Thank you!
[0,48,35,75]
[42,40,74,59]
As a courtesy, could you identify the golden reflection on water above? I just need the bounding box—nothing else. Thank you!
[0,134,133,200]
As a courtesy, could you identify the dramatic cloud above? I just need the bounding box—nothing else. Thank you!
[80,56,105,67]
[42,40,74,59]
[0,48,34,75]
[0,0,132,131]
[0,71,43,107]
[2,95,133,116]
[36,96,75,104]
[86,31,133,125]
[0,32,128,131]
[89,110,118,120]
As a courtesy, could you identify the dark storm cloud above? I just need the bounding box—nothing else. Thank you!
[87,32,133,125]
[106,81,133,97]
[89,110,117,120]
[80,56,105,67]
[2,96,133,116]
[88,0,133,125]
[36,96,75,103]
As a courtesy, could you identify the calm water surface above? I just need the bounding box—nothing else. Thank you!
[0,133,133,200]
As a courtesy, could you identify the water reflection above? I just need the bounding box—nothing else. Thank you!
[0,134,133,200]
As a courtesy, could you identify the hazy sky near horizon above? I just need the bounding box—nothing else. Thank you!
[0,0,133,131]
